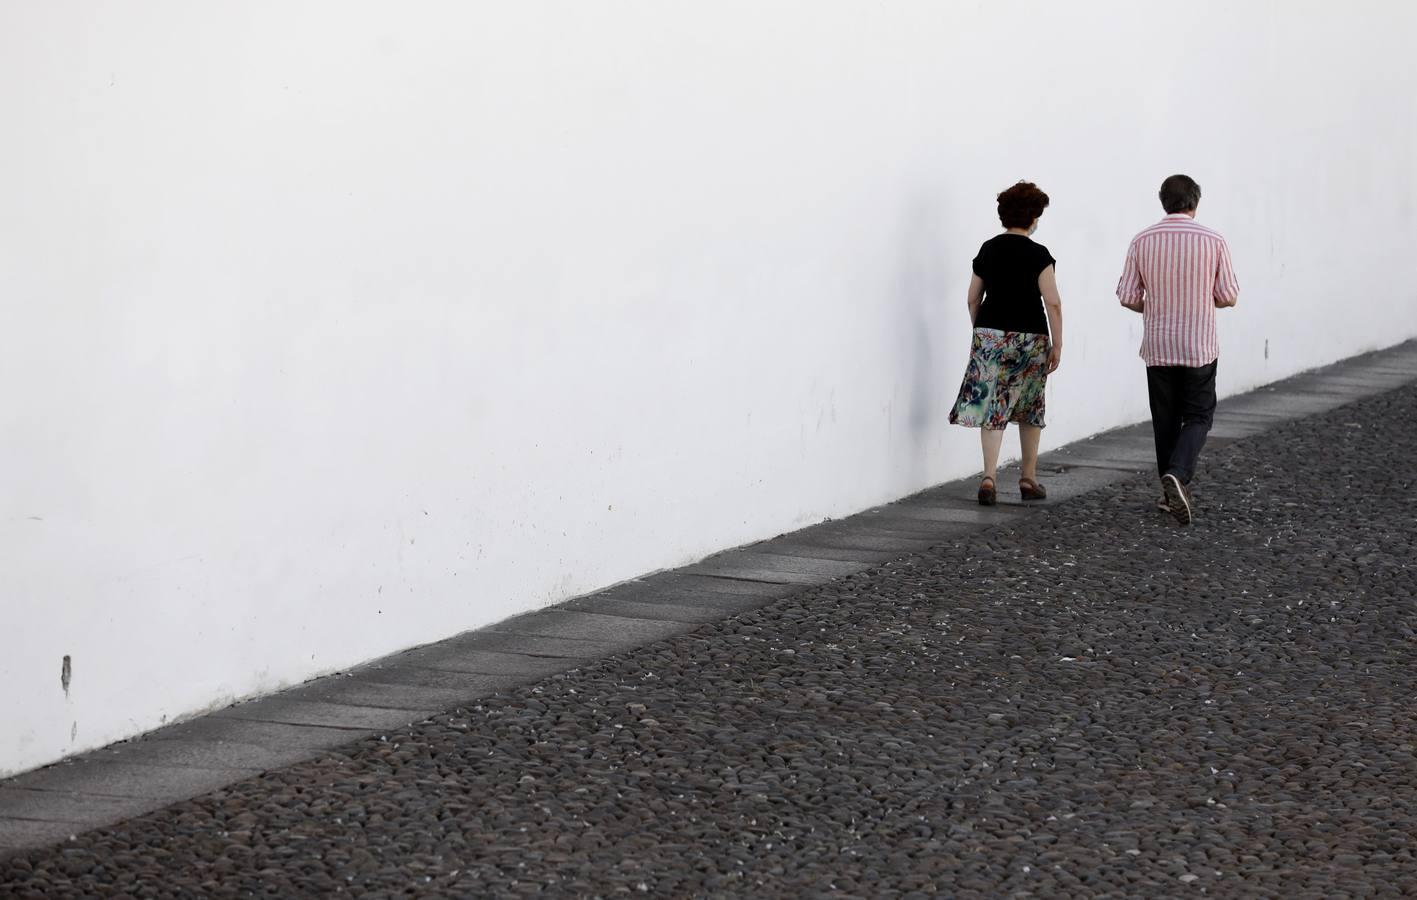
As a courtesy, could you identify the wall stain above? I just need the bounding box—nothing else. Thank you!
[60,655,72,697]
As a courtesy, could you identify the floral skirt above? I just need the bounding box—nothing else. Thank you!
[948,327,1050,429]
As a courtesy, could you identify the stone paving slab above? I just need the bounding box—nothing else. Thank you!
[2,339,1415,871]
[562,595,738,624]
[1208,417,1272,438]
[1359,363,1417,376]
[697,550,870,578]
[895,497,989,516]
[1052,447,1154,468]
[1288,365,1400,383]
[288,677,499,712]
[1352,349,1417,368]
[395,646,592,677]
[856,509,1007,532]
[0,820,78,854]
[145,717,370,750]
[426,631,628,659]
[803,521,960,544]
[1309,361,1414,379]
[753,541,901,564]
[662,574,801,598]
[337,665,519,694]
[1285,388,1380,405]
[490,609,698,645]
[212,699,438,731]
[879,503,1021,524]
[6,762,252,803]
[1040,456,1152,472]
[0,789,156,825]
[1055,439,1155,462]
[772,530,939,553]
[93,739,321,772]
[1220,392,1350,417]
[1208,426,1269,443]
[590,584,774,614]
[678,561,829,584]
[1212,409,1301,425]
[1290,376,1404,394]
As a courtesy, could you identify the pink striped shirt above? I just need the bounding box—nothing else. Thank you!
[1116,213,1240,367]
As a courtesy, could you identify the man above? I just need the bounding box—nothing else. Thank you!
[1116,174,1240,525]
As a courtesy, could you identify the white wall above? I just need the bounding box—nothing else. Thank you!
[3,1,1415,776]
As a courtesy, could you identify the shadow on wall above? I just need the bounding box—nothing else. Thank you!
[895,195,950,489]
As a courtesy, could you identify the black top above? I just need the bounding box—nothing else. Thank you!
[971,234,1055,336]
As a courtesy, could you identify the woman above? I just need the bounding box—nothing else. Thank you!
[948,181,1064,505]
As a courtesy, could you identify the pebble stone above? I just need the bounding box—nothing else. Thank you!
[4,383,1417,897]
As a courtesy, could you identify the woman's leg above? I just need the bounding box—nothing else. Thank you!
[981,426,1006,480]
[1018,424,1042,482]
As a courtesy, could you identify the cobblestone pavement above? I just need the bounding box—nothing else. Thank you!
[4,384,1417,898]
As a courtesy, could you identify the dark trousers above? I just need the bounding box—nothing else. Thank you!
[1146,361,1217,485]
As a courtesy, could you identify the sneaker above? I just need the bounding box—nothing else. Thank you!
[1161,473,1192,526]
[1155,496,1171,513]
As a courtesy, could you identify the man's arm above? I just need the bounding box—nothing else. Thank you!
[1117,241,1146,313]
[966,274,985,324]
[1213,239,1240,308]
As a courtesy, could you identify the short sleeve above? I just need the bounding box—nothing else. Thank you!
[971,243,988,278]
[1036,244,1056,274]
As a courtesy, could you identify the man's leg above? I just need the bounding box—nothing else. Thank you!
[1146,367,1181,479]
[1166,361,1219,484]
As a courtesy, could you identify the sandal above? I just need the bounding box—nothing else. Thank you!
[1019,478,1047,501]
[977,476,997,506]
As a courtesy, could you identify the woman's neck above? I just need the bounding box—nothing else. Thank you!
[1005,228,1031,236]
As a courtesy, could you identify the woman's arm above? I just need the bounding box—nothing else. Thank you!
[1039,264,1063,373]
[966,274,985,324]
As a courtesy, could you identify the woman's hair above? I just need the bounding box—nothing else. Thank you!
[997,181,1050,229]
[1159,174,1201,213]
